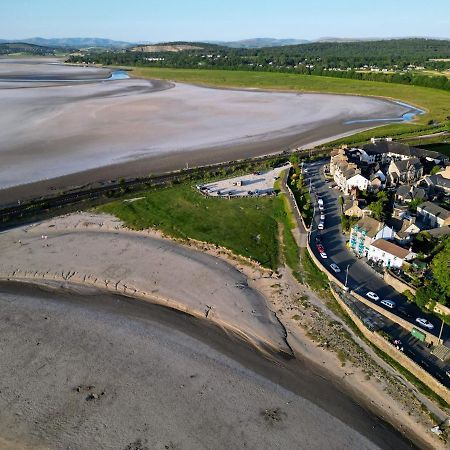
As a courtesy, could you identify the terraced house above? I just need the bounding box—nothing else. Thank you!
[349,216,394,257]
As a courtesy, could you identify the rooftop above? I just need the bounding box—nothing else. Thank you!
[361,141,446,160]
[418,201,450,220]
[371,239,411,259]
[354,216,383,237]
[424,174,450,189]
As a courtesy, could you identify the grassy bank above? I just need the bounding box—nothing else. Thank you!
[133,67,450,142]
[98,180,298,271]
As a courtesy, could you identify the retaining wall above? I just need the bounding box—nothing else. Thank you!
[384,270,417,296]
[331,288,450,405]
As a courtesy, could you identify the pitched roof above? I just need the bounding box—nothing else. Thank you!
[391,157,422,173]
[361,141,445,160]
[396,185,426,200]
[418,201,450,220]
[425,174,450,189]
[371,239,411,259]
[354,216,383,237]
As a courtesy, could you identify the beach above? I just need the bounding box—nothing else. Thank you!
[0,281,416,450]
[0,212,445,449]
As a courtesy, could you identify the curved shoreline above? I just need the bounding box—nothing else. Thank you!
[0,280,420,450]
[0,58,413,200]
[0,212,443,449]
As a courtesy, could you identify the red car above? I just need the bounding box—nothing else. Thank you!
[316,244,325,253]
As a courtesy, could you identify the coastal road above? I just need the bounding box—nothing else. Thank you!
[304,159,450,343]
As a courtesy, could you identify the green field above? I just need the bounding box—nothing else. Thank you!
[98,182,296,270]
[133,67,450,143]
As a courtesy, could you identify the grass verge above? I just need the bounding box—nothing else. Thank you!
[99,181,284,270]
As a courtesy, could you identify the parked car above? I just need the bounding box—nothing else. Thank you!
[330,263,341,273]
[318,221,324,230]
[316,244,325,253]
[381,299,396,309]
[415,318,434,330]
[320,214,325,221]
[315,237,322,245]
[320,252,328,259]
[398,306,413,319]
[366,291,380,301]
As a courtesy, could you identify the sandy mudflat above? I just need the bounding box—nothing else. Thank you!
[0,213,289,352]
[0,282,415,450]
[0,58,412,197]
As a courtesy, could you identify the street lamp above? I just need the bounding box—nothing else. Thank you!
[345,263,351,289]
[309,204,316,243]
[438,318,445,345]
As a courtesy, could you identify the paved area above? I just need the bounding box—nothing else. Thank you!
[198,163,290,197]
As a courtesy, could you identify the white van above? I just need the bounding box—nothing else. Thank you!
[381,299,396,309]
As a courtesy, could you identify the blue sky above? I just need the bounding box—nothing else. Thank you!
[2,0,449,42]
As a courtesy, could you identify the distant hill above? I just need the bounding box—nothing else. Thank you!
[214,38,310,48]
[0,37,134,49]
[0,42,57,55]
[132,43,204,53]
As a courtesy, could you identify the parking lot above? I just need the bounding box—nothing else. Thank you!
[197,163,290,197]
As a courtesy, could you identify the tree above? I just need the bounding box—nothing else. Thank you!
[431,237,450,304]
[289,154,299,167]
[408,198,423,212]
[368,191,389,221]
[430,165,442,175]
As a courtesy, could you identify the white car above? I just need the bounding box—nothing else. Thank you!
[366,291,379,301]
[320,214,325,220]
[330,263,340,273]
[415,318,434,330]
[320,252,328,259]
[381,299,396,309]
[318,221,324,230]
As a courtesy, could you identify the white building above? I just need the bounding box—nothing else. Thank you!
[367,239,416,269]
[345,173,370,194]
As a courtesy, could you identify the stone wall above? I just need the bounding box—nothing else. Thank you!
[330,288,450,405]
[384,270,417,296]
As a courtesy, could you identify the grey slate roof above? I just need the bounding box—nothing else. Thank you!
[418,201,450,220]
[424,174,450,189]
[396,184,426,200]
[361,141,446,160]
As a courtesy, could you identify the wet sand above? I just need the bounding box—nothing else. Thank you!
[0,213,290,353]
[0,281,417,450]
[0,58,412,203]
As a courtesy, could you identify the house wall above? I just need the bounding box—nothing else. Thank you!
[375,225,394,240]
[367,245,404,268]
[346,174,369,194]
[417,208,450,228]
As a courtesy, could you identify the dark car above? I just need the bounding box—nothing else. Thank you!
[398,306,413,319]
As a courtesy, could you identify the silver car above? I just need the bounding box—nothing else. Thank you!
[330,263,341,273]
[366,291,379,301]
[415,317,434,330]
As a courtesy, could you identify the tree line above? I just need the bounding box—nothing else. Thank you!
[67,38,450,92]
